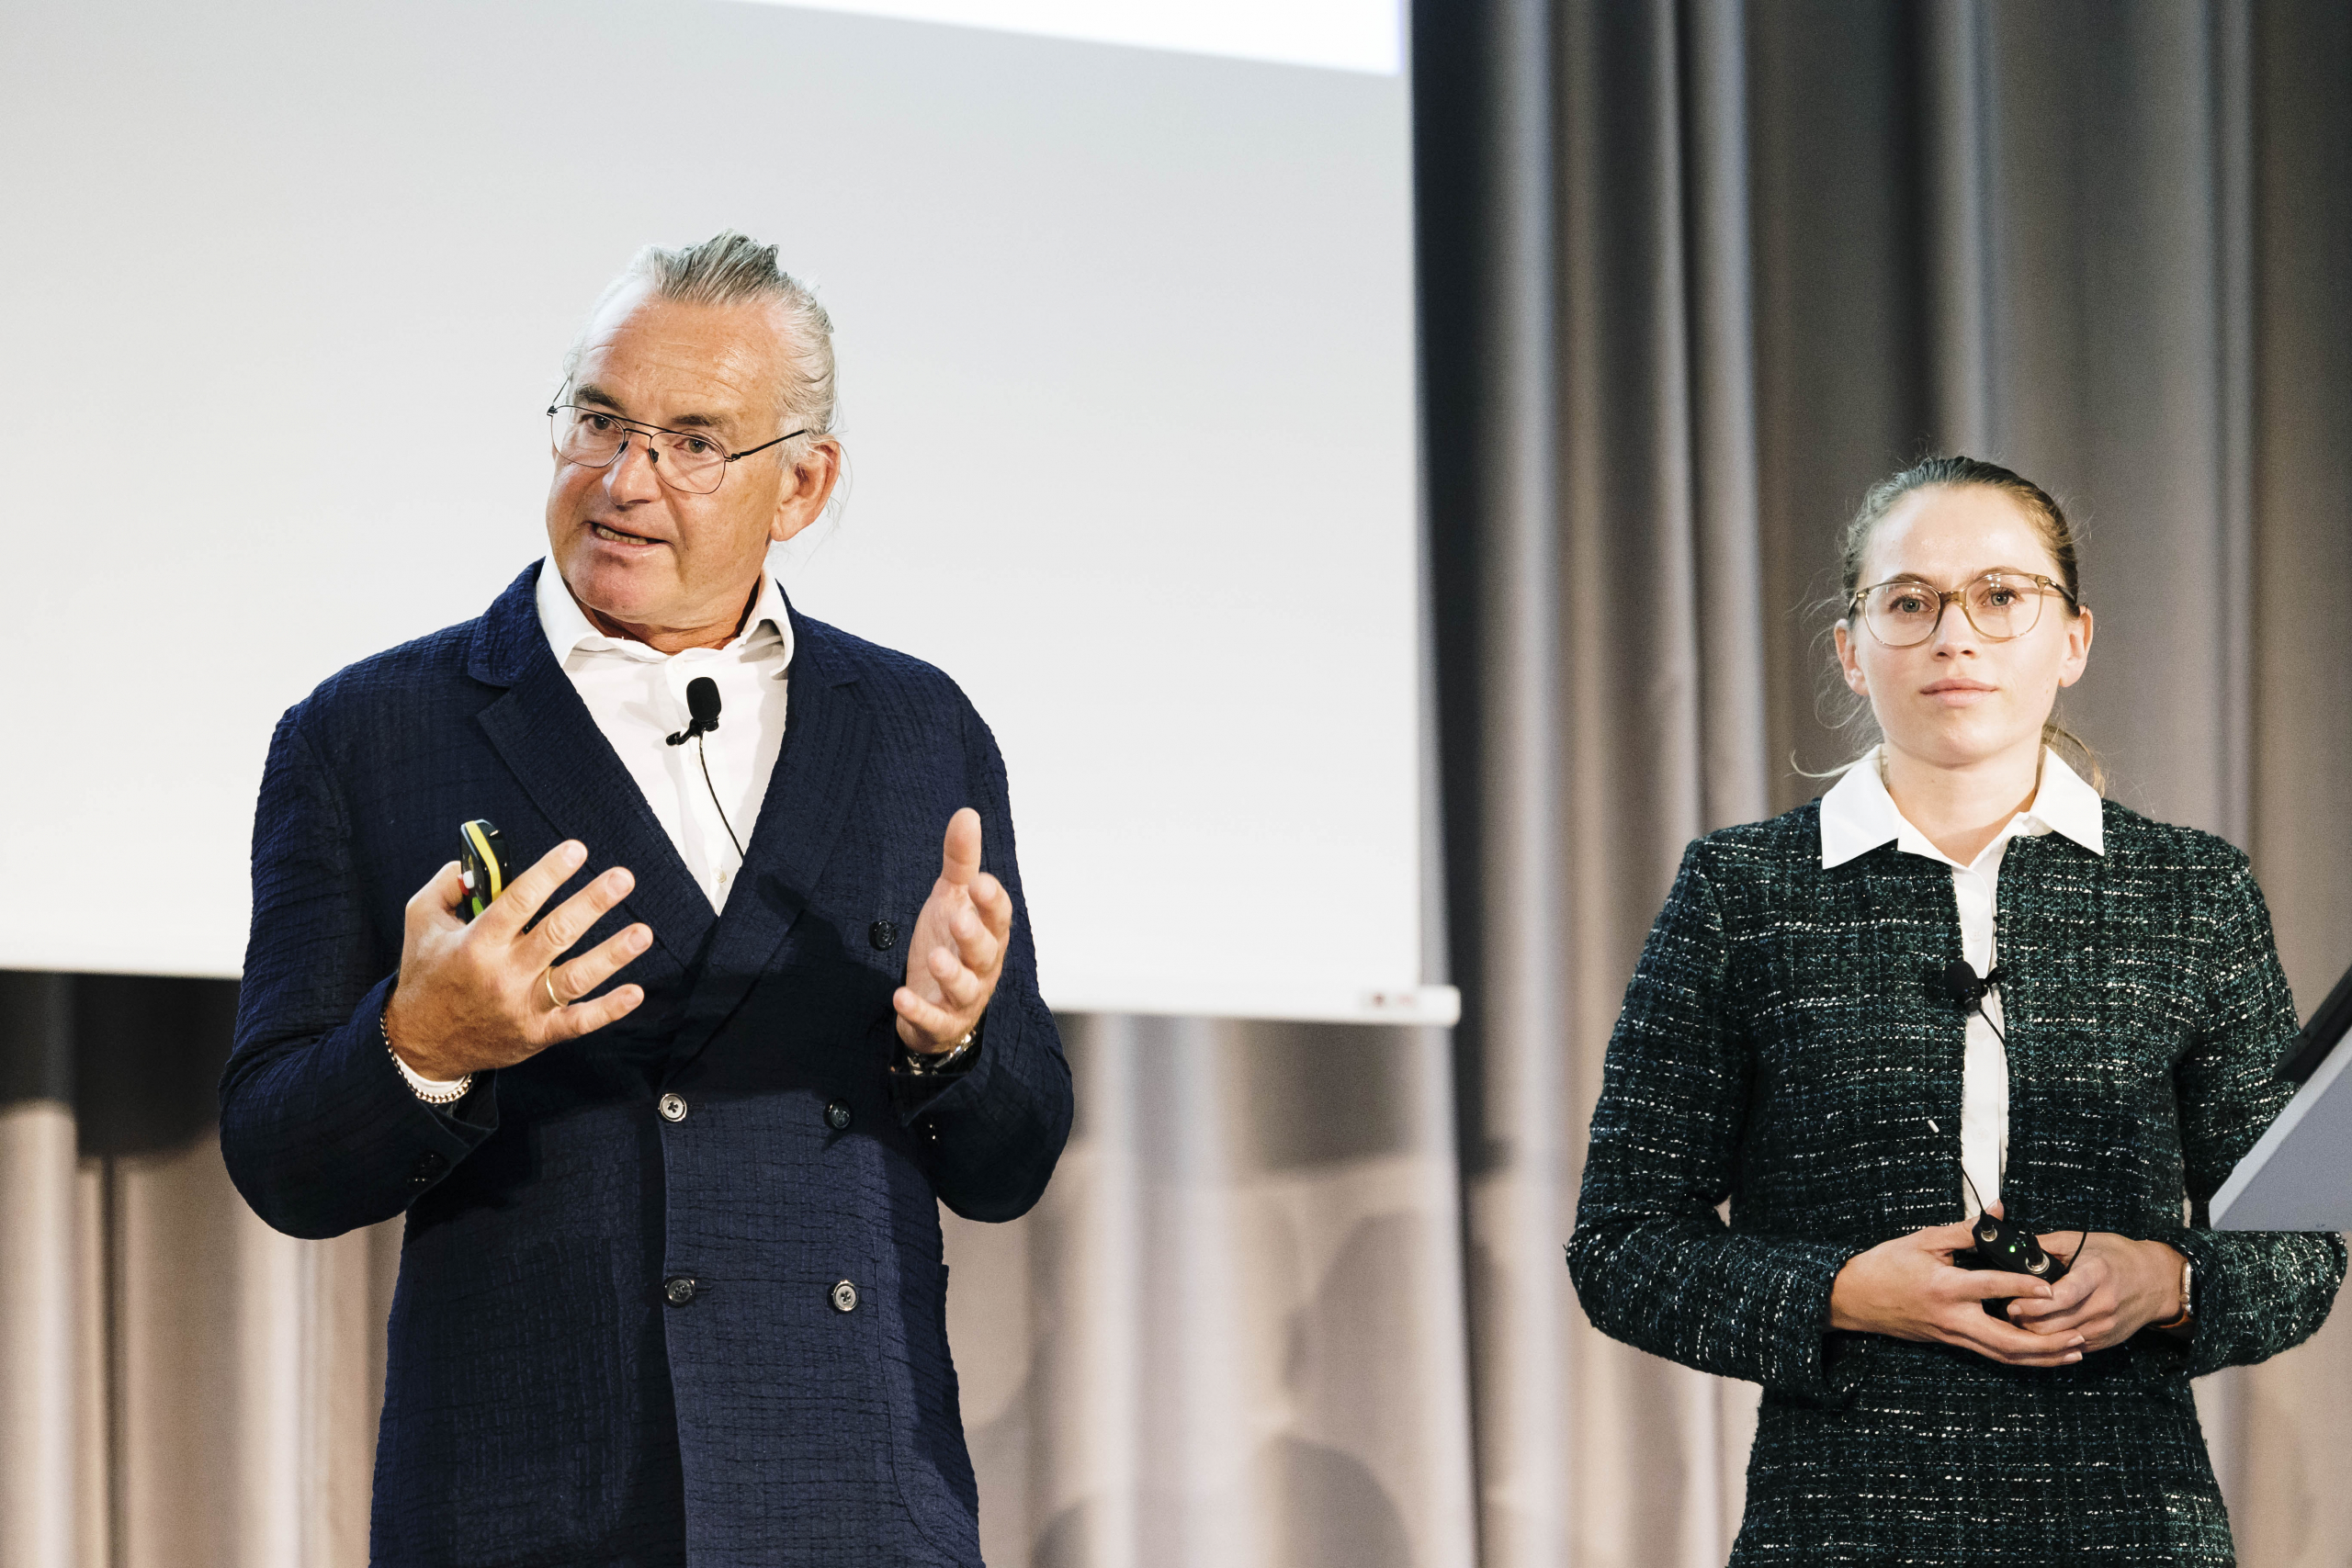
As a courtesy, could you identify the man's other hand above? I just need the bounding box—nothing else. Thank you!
[895,807,1011,1052]
[383,840,652,1081]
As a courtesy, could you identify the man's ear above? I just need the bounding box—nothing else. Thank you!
[769,439,842,546]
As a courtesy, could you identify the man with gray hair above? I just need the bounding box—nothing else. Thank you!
[221,231,1070,1565]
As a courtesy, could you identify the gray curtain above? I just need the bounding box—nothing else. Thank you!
[3,3,2348,1566]
[1419,0,2352,1562]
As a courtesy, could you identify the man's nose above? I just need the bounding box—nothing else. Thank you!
[604,435,664,502]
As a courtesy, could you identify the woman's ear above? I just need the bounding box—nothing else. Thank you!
[2055,604,2094,689]
[1833,620,1870,697]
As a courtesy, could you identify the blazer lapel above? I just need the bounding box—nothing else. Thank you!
[467,565,717,968]
[665,608,872,1070]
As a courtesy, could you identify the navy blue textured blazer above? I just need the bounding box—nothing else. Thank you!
[220,563,1071,1567]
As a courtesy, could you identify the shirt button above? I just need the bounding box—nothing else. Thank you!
[663,1276,698,1307]
[658,1093,688,1123]
[830,1280,859,1314]
[824,1100,853,1132]
[868,919,897,952]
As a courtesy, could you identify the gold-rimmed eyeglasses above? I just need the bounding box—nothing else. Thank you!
[548,402,807,497]
[1849,571,2078,648]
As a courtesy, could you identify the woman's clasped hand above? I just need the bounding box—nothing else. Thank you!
[1827,1207,2188,1367]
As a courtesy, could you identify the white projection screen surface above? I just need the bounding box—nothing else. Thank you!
[0,0,1441,1024]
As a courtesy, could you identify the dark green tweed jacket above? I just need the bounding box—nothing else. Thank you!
[1567,798,2345,1563]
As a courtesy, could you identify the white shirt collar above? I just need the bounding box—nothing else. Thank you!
[534,558,794,672]
[1818,743,2104,870]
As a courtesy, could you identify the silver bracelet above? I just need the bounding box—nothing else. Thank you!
[384,1010,473,1105]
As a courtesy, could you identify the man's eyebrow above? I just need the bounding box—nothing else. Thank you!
[571,385,732,434]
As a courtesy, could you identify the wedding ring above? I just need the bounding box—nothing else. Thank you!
[543,971,565,1010]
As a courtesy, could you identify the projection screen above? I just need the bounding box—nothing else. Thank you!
[0,0,1445,1024]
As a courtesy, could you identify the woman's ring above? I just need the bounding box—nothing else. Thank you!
[544,971,565,1010]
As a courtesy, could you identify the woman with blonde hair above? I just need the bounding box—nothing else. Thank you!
[1568,455,2343,1561]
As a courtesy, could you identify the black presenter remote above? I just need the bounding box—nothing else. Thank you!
[1957,1210,2070,1319]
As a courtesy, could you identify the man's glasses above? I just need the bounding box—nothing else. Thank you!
[548,403,807,496]
[1849,571,2077,648]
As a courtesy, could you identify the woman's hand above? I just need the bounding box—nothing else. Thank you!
[1827,1214,2085,1368]
[2007,1232,2187,1350]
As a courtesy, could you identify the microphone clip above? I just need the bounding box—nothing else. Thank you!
[1939,959,2007,1007]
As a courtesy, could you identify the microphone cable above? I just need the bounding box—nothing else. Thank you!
[666,675,746,862]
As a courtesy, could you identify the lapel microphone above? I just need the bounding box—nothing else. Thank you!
[665,677,723,746]
[665,676,746,862]
[1937,956,2010,1047]
[1939,958,2006,1007]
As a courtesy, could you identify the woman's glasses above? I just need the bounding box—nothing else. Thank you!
[1849,572,2076,648]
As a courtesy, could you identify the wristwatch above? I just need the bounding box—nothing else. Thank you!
[2154,1258,2195,1331]
[899,1020,978,1076]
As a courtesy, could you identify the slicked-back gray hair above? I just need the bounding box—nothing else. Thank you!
[564,231,838,445]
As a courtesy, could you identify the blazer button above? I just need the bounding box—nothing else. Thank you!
[830,1279,859,1314]
[658,1093,688,1123]
[824,1100,853,1132]
[663,1276,698,1307]
[410,1150,447,1187]
[868,919,897,952]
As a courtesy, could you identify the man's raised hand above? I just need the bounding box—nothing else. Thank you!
[382,840,652,1082]
[894,807,1012,1052]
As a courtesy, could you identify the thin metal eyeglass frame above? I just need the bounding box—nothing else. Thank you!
[1848,572,2078,648]
[548,401,809,495]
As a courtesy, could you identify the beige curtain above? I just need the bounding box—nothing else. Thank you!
[4,4,2349,1566]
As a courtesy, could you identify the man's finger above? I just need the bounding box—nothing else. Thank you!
[927,945,985,1010]
[938,807,982,889]
[971,872,1011,929]
[949,908,1002,976]
[893,985,967,1044]
[531,866,637,964]
[413,861,470,925]
[548,923,653,1006]
[544,984,646,1043]
[480,840,591,937]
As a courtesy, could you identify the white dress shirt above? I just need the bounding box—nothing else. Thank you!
[1817,744,2106,1211]
[397,562,794,1097]
[532,559,793,911]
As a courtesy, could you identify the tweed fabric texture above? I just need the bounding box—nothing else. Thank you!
[1567,799,2345,1564]
[221,564,1071,1567]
